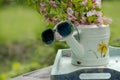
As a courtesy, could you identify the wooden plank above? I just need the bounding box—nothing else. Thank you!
[10,66,52,80]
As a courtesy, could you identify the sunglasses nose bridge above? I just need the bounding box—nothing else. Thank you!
[53,29,57,32]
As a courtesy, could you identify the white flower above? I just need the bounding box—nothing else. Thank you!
[87,11,93,17]
[95,0,101,8]
[87,10,102,17]
[87,10,96,17]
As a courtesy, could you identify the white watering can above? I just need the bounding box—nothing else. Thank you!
[55,21,110,67]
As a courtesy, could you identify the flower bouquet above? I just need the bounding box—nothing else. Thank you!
[38,0,112,26]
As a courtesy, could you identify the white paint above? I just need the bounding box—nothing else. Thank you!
[79,73,111,79]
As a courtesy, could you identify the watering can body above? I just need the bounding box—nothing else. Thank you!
[65,25,110,66]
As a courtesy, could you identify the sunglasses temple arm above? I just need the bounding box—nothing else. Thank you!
[73,25,80,42]
[64,35,84,59]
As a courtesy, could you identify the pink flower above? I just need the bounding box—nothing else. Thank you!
[81,0,88,6]
[102,17,112,24]
[67,8,74,16]
[53,17,60,24]
[67,15,77,22]
[92,0,96,3]
[80,17,86,24]
[40,2,46,7]
[96,11,102,17]
[97,17,103,25]
[74,21,80,26]
[50,1,57,8]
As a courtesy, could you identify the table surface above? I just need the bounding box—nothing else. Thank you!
[10,66,52,80]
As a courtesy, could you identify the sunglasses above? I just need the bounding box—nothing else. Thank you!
[41,21,79,45]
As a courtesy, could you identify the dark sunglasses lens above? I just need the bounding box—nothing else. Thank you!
[41,29,54,45]
[57,22,72,37]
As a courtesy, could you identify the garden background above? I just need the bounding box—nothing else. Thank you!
[0,0,120,79]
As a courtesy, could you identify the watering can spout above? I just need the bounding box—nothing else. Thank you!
[64,33,84,59]
[57,21,84,59]
[56,21,84,59]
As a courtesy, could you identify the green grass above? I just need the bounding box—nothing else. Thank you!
[102,0,120,46]
[0,6,46,44]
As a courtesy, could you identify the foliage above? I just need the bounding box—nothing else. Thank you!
[28,0,112,27]
[0,0,27,6]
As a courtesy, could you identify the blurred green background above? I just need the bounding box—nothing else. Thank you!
[0,0,120,80]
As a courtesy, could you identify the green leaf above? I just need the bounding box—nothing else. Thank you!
[88,0,93,9]
[87,15,97,23]
[95,7,101,11]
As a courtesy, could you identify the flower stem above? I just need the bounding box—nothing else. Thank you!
[89,50,98,59]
